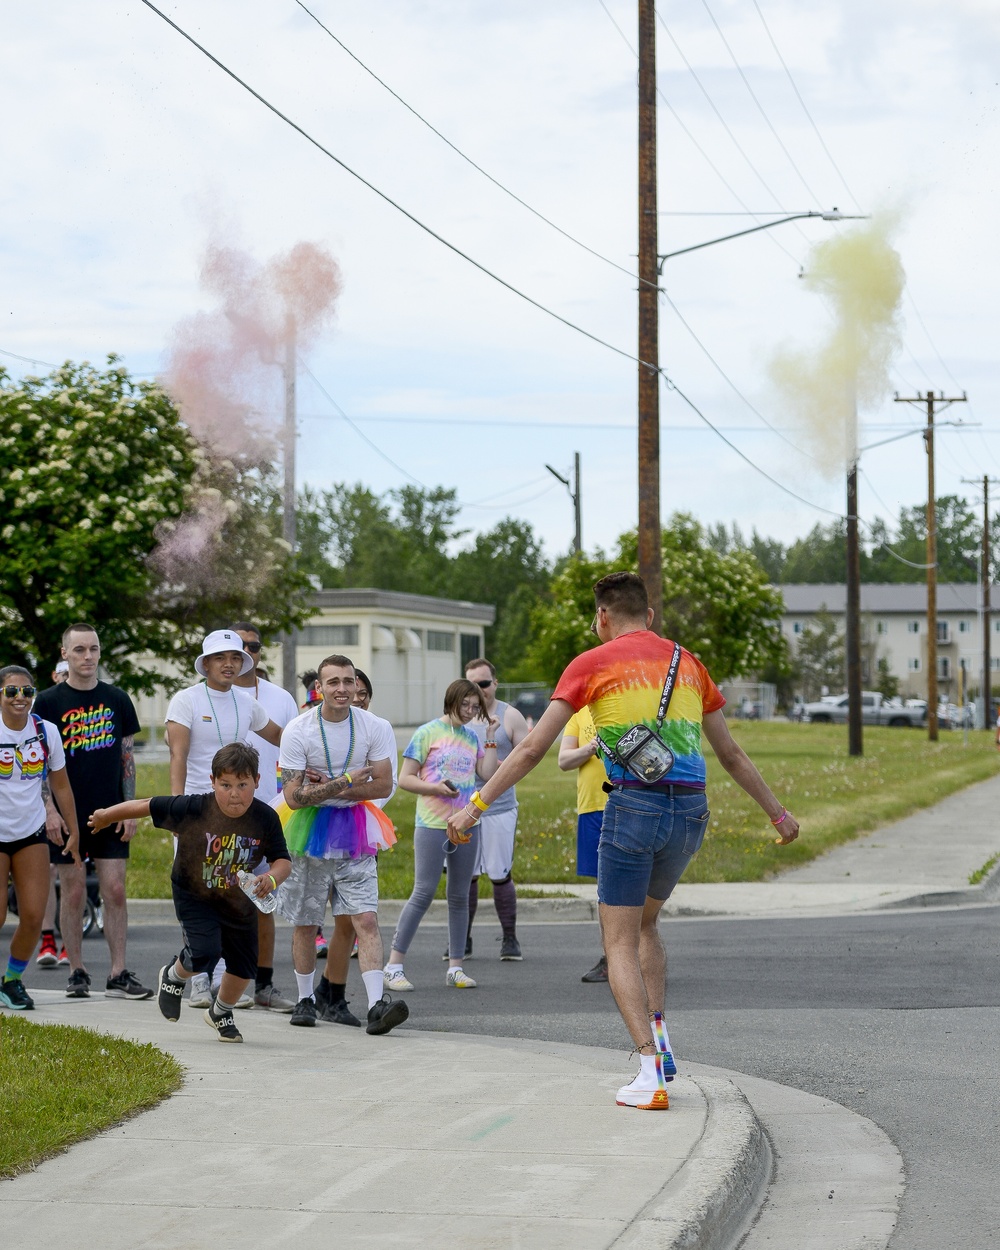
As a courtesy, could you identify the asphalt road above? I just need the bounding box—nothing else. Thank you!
[48,904,1000,1250]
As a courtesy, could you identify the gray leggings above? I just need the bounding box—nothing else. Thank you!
[391,824,481,960]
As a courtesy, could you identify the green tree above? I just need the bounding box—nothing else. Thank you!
[783,521,847,583]
[795,607,845,700]
[0,360,196,689]
[874,656,900,700]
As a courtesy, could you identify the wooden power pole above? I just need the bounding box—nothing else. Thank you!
[895,390,967,740]
[961,474,998,728]
[846,459,863,755]
[281,323,298,698]
[637,0,661,631]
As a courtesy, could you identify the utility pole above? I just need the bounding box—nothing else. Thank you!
[637,0,661,631]
[545,454,582,555]
[895,390,967,740]
[281,322,298,698]
[846,458,863,755]
[961,474,998,729]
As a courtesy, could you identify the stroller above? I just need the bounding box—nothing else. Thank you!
[6,862,104,938]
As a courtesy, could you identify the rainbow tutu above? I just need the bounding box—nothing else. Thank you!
[271,797,396,860]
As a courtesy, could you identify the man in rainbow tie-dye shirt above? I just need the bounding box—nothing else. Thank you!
[448,571,799,1111]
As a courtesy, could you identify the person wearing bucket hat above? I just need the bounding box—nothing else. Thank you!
[165,631,284,799]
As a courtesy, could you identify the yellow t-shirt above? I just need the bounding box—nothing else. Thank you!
[564,707,609,815]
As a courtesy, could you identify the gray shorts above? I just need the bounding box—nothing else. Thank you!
[277,855,378,925]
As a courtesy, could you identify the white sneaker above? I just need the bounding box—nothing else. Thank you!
[445,967,477,989]
[187,972,212,1009]
[616,1056,670,1110]
[383,968,414,992]
[231,992,254,1010]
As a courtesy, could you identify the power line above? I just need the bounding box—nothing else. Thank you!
[749,0,865,215]
[293,1,650,290]
[699,0,824,207]
[138,0,652,372]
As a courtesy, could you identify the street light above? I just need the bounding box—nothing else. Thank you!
[545,455,581,555]
[656,209,865,273]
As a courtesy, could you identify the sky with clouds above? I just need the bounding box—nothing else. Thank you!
[2,1,999,566]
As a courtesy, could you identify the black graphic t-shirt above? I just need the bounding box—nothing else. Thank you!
[149,793,290,921]
[33,680,141,827]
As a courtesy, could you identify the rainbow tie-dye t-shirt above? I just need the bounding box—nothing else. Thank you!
[552,632,725,789]
[403,718,485,829]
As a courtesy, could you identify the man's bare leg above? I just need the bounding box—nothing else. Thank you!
[292,924,318,978]
[599,902,656,1048]
[95,858,128,977]
[638,895,667,1016]
[257,910,275,968]
[324,914,354,985]
[58,862,87,972]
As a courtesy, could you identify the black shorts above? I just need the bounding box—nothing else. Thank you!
[171,884,258,980]
[1,825,48,858]
[50,824,130,866]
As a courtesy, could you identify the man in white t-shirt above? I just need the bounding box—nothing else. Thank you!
[278,653,407,1037]
[231,621,299,1013]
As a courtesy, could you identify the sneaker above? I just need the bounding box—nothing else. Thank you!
[0,977,34,1010]
[290,996,317,1027]
[57,946,70,967]
[616,1056,670,1110]
[581,956,609,983]
[254,983,295,1013]
[204,1006,243,1043]
[66,967,91,998]
[366,994,409,1036]
[106,969,154,1000]
[315,931,328,957]
[156,964,185,1022]
[315,978,331,1011]
[651,1012,677,1080]
[321,997,362,1027]
[231,992,254,1010]
[500,934,522,961]
[445,967,477,989]
[441,937,473,961]
[383,968,414,992]
[36,933,58,967]
[350,938,359,959]
[187,972,212,1008]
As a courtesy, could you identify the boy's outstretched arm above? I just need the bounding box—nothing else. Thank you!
[90,799,152,833]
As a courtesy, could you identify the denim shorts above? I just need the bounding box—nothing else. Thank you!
[597,787,710,907]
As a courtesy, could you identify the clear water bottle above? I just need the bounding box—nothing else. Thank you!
[236,869,278,913]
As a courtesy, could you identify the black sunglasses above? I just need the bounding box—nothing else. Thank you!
[474,678,494,689]
[243,641,262,653]
[2,685,36,699]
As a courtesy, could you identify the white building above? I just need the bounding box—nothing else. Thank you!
[133,588,494,738]
[779,583,998,700]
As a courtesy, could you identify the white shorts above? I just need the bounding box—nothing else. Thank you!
[474,807,518,880]
[277,855,378,925]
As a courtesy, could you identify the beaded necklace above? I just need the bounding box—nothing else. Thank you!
[201,680,240,747]
[317,704,354,778]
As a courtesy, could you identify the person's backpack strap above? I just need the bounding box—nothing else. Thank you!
[31,713,49,777]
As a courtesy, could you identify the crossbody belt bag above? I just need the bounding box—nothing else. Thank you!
[594,643,682,785]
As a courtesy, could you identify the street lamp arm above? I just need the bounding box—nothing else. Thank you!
[545,463,571,489]
[656,210,868,273]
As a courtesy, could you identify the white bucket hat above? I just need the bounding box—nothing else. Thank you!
[195,629,255,678]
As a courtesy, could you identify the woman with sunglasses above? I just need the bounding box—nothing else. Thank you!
[384,680,499,990]
[0,665,81,1010]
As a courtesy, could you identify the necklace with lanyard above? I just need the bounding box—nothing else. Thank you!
[317,704,354,779]
[202,680,240,747]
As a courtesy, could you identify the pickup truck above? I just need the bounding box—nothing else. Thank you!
[801,692,927,727]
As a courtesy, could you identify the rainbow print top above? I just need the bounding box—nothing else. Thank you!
[552,632,725,789]
[403,719,484,829]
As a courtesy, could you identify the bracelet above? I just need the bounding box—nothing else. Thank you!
[469,790,490,812]
[268,874,277,891]
[770,808,788,827]
[343,772,353,787]
[484,741,497,749]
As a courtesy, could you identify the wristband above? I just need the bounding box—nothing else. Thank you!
[484,741,497,749]
[268,874,277,891]
[470,790,490,812]
[770,808,788,827]
[343,772,353,787]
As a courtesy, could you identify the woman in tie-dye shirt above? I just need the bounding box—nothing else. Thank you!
[386,680,499,991]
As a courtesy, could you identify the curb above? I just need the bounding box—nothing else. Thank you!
[614,1075,771,1250]
[877,854,1000,911]
[122,896,601,925]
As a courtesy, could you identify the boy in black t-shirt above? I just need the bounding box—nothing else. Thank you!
[89,743,291,1043]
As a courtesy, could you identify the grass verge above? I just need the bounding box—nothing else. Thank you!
[130,724,999,897]
[969,853,1000,886]
[0,1016,182,1178]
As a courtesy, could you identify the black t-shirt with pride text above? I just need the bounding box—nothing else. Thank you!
[149,793,290,921]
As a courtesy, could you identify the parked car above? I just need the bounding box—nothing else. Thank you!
[512,689,551,725]
[801,691,926,727]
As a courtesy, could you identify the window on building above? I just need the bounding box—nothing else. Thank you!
[792,621,802,634]
[876,620,887,635]
[992,657,1000,671]
[908,621,920,634]
[936,621,949,643]
[299,624,359,647]
[994,619,1000,634]
[908,658,921,672]
[938,657,950,679]
[959,620,971,633]
[460,633,481,668]
[427,630,455,652]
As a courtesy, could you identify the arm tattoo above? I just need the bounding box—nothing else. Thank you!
[121,735,136,801]
[42,776,53,802]
[281,767,353,808]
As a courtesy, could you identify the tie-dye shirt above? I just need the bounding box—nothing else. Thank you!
[403,718,485,829]
[551,632,725,789]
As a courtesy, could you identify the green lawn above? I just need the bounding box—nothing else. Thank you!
[0,1016,181,1177]
[130,724,1000,897]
